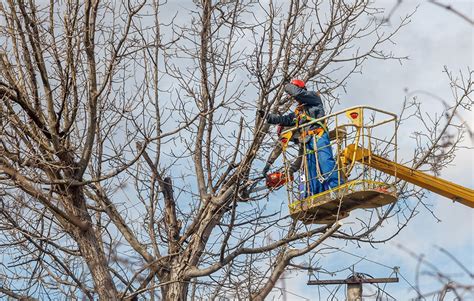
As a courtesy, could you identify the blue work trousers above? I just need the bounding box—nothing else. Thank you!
[304,132,342,197]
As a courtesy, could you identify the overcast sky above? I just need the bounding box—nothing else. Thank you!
[1,1,471,299]
[278,1,473,300]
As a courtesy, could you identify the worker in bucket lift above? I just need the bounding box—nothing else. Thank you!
[259,79,342,197]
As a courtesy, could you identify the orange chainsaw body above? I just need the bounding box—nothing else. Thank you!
[266,172,293,188]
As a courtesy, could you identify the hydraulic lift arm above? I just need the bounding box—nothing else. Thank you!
[342,144,474,208]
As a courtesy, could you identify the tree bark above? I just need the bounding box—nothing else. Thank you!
[163,261,189,301]
[65,187,118,300]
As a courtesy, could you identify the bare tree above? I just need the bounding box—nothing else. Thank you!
[0,0,470,300]
[384,0,474,25]
[394,244,474,300]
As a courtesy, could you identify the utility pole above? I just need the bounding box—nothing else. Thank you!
[347,281,362,301]
[307,273,399,301]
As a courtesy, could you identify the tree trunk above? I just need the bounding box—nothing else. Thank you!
[75,228,118,300]
[161,204,221,301]
[66,187,118,300]
[163,263,189,301]
[164,281,189,301]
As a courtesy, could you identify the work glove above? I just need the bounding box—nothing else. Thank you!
[257,109,265,118]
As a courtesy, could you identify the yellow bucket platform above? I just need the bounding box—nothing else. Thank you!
[288,180,397,224]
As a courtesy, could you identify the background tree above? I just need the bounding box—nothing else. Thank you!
[394,244,474,300]
[0,0,471,300]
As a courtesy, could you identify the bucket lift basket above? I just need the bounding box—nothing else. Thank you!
[280,106,399,224]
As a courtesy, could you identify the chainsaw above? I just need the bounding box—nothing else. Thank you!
[248,171,293,194]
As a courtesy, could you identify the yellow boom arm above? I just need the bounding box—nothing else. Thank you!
[342,144,474,208]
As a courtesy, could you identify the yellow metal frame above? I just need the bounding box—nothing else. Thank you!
[280,105,397,137]
[281,105,398,211]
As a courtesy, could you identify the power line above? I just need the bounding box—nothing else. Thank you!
[397,270,423,297]
[321,243,395,270]
[318,243,424,297]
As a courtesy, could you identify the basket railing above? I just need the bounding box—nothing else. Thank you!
[280,105,398,206]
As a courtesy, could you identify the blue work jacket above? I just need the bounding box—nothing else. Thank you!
[267,83,325,126]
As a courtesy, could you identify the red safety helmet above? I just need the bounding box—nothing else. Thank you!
[290,79,305,88]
